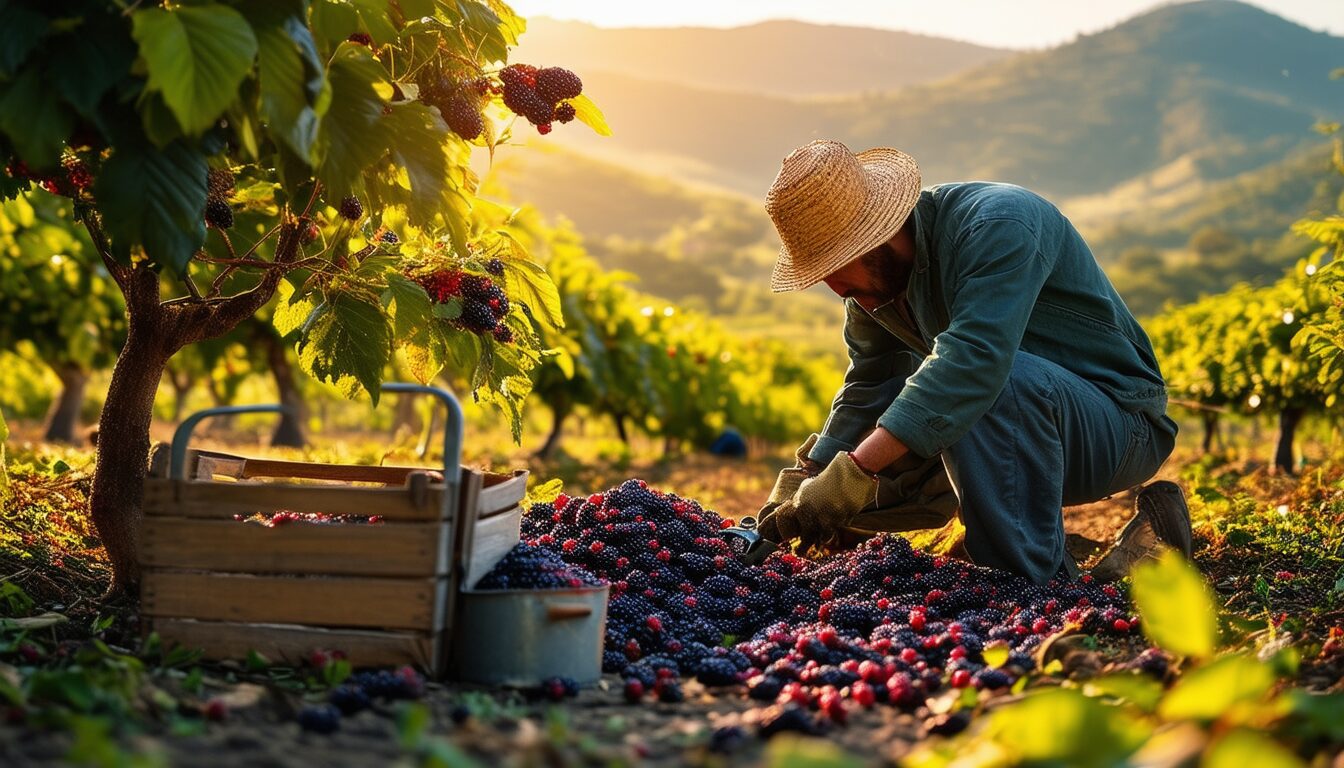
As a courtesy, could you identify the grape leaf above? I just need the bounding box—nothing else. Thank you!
[131,5,259,136]
[94,141,208,273]
[257,16,328,163]
[382,273,432,340]
[315,43,390,198]
[568,94,611,137]
[0,68,75,168]
[296,291,391,403]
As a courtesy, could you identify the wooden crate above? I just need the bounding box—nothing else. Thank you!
[138,445,527,677]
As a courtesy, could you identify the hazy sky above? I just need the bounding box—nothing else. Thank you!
[507,0,1343,49]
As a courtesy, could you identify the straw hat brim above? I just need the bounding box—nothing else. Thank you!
[770,148,921,293]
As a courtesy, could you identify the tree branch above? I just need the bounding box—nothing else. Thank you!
[76,209,130,293]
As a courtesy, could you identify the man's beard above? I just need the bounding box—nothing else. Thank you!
[861,242,910,299]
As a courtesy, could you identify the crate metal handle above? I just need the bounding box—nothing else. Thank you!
[546,603,594,621]
[380,382,463,484]
[169,405,289,481]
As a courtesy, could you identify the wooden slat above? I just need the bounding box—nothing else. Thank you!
[142,571,439,631]
[476,470,528,519]
[142,478,447,521]
[462,506,521,589]
[139,517,446,577]
[237,459,432,485]
[148,618,437,672]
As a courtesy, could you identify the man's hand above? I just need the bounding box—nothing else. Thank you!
[759,452,878,549]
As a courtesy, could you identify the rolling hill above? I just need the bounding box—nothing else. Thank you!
[512,17,1010,98]
[524,1,1344,200]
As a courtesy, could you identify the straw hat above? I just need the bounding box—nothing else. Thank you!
[765,140,921,292]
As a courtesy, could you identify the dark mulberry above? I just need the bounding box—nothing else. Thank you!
[338,195,363,221]
[535,67,583,102]
[205,198,234,230]
[442,93,484,141]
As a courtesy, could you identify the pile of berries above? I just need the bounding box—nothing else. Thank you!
[517,479,1140,728]
[413,268,515,343]
[499,64,582,135]
[475,543,604,590]
[232,511,384,527]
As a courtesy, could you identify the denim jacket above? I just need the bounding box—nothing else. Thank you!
[810,182,1169,464]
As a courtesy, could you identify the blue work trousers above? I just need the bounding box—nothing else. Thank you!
[938,352,1176,583]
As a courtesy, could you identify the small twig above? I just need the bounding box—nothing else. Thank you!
[238,223,283,262]
[301,183,323,219]
[219,230,238,260]
[208,265,240,298]
[180,259,203,300]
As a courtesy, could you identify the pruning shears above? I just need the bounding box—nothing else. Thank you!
[718,514,779,566]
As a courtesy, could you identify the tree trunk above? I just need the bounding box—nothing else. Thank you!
[42,363,89,443]
[536,405,568,460]
[1201,411,1220,454]
[266,334,307,448]
[612,412,629,445]
[1274,407,1305,475]
[90,324,173,592]
[167,368,191,423]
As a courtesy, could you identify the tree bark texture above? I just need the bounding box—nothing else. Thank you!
[1200,411,1220,454]
[86,215,301,592]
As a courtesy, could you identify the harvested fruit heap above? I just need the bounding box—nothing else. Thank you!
[515,479,1144,726]
[231,510,385,527]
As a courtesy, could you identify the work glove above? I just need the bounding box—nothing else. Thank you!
[759,452,878,551]
[754,434,820,527]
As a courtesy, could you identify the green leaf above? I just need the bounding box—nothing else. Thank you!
[382,273,432,340]
[1282,690,1344,742]
[1081,673,1165,713]
[432,298,463,320]
[0,4,48,77]
[348,0,399,44]
[1201,729,1305,768]
[46,14,137,118]
[0,67,75,167]
[454,0,510,64]
[273,279,318,337]
[1131,549,1219,659]
[403,319,450,383]
[257,17,328,162]
[499,245,564,329]
[380,102,462,227]
[309,0,361,47]
[297,292,391,403]
[131,4,259,136]
[315,44,390,198]
[982,642,1010,669]
[1158,652,1276,722]
[568,94,611,137]
[981,688,1148,768]
[95,141,208,274]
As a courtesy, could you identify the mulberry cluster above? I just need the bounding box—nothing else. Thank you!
[418,71,487,141]
[475,543,604,590]
[499,64,582,134]
[518,479,1140,729]
[414,268,515,343]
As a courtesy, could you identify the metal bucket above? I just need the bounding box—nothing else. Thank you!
[448,584,609,685]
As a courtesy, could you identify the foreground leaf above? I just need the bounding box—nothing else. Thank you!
[1131,549,1219,659]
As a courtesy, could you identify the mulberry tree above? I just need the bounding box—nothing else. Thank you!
[0,0,605,590]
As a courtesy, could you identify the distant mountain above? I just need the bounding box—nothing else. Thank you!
[534,0,1344,199]
[513,18,1010,97]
